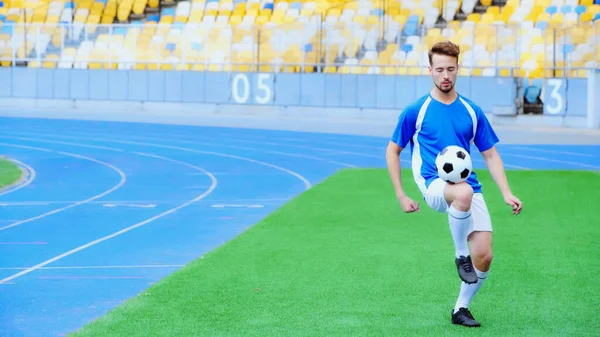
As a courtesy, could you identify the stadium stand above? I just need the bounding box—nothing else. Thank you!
[0,0,598,78]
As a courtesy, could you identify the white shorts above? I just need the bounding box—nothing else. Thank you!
[423,178,493,233]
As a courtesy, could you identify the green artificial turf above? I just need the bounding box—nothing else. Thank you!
[72,168,600,337]
[0,158,22,189]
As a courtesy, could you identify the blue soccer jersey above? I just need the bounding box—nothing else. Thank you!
[390,93,500,194]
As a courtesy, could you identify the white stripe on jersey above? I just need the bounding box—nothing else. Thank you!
[411,96,432,193]
[459,97,478,145]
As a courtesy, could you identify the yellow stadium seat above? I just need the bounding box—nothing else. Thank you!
[0,0,596,79]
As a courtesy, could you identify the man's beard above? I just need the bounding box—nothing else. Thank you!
[436,81,454,94]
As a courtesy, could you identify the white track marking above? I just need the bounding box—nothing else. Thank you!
[0,153,218,285]
[0,264,185,270]
[0,198,290,205]
[501,152,600,170]
[469,155,531,170]
[184,185,212,189]
[0,157,36,197]
[167,132,530,170]
[7,127,599,171]
[0,135,312,189]
[0,201,51,206]
[217,132,386,149]
[128,131,594,169]
[2,131,357,168]
[211,204,264,208]
[510,146,598,158]
[227,137,532,170]
[0,143,127,232]
[0,265,185,270]
[64,130,519,169]
[102,203,157,208]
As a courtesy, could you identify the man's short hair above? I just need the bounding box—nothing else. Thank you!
[428,41,461,65]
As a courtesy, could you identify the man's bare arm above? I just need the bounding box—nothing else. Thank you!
[386,141,420,213]
[386,141,406,197]
[481,146,511,196]
[481,146,522,214]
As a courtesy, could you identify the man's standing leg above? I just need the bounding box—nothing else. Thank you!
[451,193,494,327]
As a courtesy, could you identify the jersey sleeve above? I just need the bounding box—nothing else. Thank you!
[390,106,417,148]
[474,107,499,152]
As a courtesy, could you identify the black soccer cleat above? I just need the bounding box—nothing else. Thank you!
[451,307,481,327]
[455,255,478,284]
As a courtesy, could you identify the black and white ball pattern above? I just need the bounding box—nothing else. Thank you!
[435,145,473,184]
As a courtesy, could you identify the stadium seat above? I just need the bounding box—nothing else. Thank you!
[0,0,597,77]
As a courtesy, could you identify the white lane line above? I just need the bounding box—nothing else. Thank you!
[0,135,313,190]
[0,153,218,285]
[149,136,357,168]
[3,131,357,168]
[501,152,600,170]
[102,203,157,208]
[8,127,600,170]
[211,204,264,208]
[510,146,598,158]
[0,143,127,232]
[217,132,387,149]
[68,130,538,171]
[0,264,185,270]
[0,198,290,205]
[0,157,36,197]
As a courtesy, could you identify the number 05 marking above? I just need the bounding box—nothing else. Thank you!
[231,73,273,104]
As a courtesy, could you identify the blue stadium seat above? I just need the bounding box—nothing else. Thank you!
[545,5,557,14]
[1,23,12,34]
[403,23,418,36]
[290,2,302,10]
[146,14,160,22]
[574,5,587,14]
[560,5,572,13]
[401,44,413,53]
[370,8,384,17]
[535,20,549,30]
[192,43,202,51]
[0,0,596,77]
[562,44,575,54]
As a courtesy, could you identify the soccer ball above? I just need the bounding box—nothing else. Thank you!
[435,145,473,184]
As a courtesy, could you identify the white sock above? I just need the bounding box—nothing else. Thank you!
[453,267,489,313]
[447,205,471,258]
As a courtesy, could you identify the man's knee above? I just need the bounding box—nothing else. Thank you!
[444,182,474,211]
[468,231,493,271]
[473,249,493,270]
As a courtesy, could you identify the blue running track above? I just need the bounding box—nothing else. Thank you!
[0,117,599,336]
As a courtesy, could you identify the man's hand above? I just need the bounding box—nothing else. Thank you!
[504,194,523,215]
[398,194,420,213]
